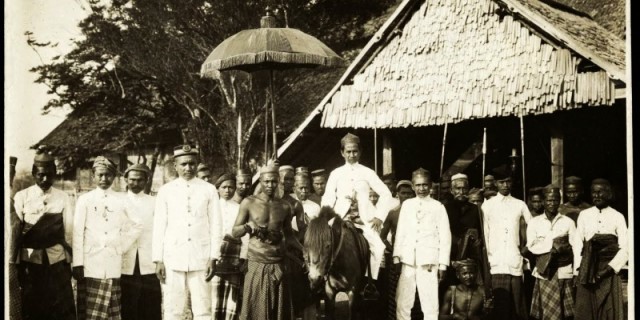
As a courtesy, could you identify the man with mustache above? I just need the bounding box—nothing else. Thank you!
[573,179,628,320]
[152,145,223,320]
[13,149,76,320]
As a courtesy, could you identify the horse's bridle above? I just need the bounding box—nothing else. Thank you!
[321,222,346,289]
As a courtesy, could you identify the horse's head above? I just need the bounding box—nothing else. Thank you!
[303,206,337,290]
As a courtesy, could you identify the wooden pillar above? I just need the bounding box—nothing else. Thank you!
[383,134,393,175]
[550,123,564,202]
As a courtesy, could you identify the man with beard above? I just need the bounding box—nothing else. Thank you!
[73,156,143,320]
[152,145,223,320]
[558,176,591,223]
[481,166,531,320]
[439,259,493,320]
[442,174,489,301]
[526,185,577,320]
[13,150,76,320]
[121,164,161,320]
[232,169,252,204]
[573,179,628,320]
[231,164,300,320]
[309,169,327,205]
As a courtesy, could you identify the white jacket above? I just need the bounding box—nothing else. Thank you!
[122,191,156,275]
[152,177,223,272]
[73,188,142,279]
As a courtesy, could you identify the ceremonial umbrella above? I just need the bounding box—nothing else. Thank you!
[200,11,345,166]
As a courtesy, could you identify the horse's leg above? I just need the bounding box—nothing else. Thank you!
[346,290,355,320]
[324,284,336,320]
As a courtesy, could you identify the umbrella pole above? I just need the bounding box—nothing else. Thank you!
[265,90,269,165]
[482,127,487,181]
[270,70,277,160]
[440,122,448,178]
[520,114,526,201]
[238,114,242,169]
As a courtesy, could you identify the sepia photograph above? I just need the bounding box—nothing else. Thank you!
[5,0,632,319]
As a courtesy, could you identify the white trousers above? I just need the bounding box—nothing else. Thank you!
[163,269,211,320]
[395,264,439,320]
[359,225,385,280]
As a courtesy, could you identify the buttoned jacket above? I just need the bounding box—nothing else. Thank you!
[73,188,142,279]
[122,191,156,275]
[573,206,628,274]
[152,177,223,272]
[526,213,577,279]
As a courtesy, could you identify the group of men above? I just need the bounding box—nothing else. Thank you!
[9,132,628,320]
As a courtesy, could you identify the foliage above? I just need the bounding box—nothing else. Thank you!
[30,0,395,170]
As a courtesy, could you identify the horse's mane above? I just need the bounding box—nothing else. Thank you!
[304,206,339,252]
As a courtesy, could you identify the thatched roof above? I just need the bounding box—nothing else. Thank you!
[552,0,625,39]
[314,0,625,129]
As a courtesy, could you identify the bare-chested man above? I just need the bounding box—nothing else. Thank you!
[232,165,301,320]
[439,259,492,320]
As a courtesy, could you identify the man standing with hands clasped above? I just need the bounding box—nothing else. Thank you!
[152,145,223,320]
[393,168,451,320]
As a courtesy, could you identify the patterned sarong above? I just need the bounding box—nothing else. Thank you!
[240,260,294,320]
[575,273,624,320]
[84,278,122,320]
[386,253,399,320]
[212,276,241,320]
[491,274,527,320]
[530,273,574,320]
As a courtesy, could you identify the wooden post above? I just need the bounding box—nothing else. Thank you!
[383,134,393,175]
[550,122,564,202]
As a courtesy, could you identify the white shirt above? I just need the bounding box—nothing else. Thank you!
[573,206,628,274]
[220,199,248,259]
[482,193,532,276]
[526,213,577,279]
[152,177,223,272]
[13,185,73,264]
[292,199,321,232]
[393,196,451,269]
[73,188,143,279]
[321,162,394,222]
[122,191,156,275]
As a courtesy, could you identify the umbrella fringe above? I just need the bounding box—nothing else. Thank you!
[201,51,345,77]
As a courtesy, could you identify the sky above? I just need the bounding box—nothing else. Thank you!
[5,0,89,173]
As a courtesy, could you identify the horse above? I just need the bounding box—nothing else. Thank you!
[303,206,370,319]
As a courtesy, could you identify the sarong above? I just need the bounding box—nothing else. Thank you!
[83,278,122,320]
[491,274,527,320]
[530,273,574,320]
[240,237,293,320]
[211,276,241,320]
[121,254,161,320]
[386,253,399,320]
[21,259,76,320]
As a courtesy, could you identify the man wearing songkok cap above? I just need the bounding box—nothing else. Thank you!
[440,259,493,319]
[197,163,213,183]
[525,185,577,320]
[392,168,451,320]
[309,168,326,205]
[211,173,248,320]
[321,133,394,280]
[232,169,253,204]
[528,187,545,217]
[73,156,143,320]
[468,188,484,207]
[152,145,223,320]
[480,165,531,320]
[13,148,76,319]
[483,175,498,200]
[558,176,591,223]
[573,179,628,320]
[443,173,489,299]
[120,164,161,320]
[380,179,415,319]
[231,164,301,319]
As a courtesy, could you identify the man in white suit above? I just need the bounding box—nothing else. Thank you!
[392,168,451,320]
[152,145,223,320]
[321,133,394,280]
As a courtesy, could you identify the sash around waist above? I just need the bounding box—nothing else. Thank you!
[247,237,284,264]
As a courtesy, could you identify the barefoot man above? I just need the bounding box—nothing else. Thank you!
[232,164,302,320]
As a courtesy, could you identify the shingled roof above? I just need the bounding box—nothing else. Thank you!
[277,0,625,154]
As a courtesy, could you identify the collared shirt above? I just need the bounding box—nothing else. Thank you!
[73,188,143,279]
[573,206,628,274]
[220,199,248,259]
[393,196,451,269]
[122,191,156,275]
[321,162,394,222]
[13,185,73,264]
[152,177,223,272]
[482,193,532,276]
[526,213,577,279]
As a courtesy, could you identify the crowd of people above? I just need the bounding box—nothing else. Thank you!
[8,132,628,320]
